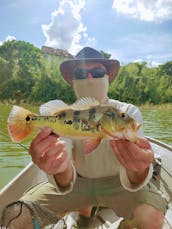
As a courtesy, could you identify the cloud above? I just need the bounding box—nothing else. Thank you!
[42,0,95,54]
[0,35,16,46]
[133,57,161,67]
[112,0,172,22]
[112,32,172,65]
[5,35,16,42]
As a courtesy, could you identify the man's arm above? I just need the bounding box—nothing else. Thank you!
[54,162,74,188]
[29,127,75,190]
[110,137,154,187]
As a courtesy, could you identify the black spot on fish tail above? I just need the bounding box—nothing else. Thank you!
[25,116,30,122]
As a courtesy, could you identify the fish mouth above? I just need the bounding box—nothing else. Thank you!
[102,128,127,140]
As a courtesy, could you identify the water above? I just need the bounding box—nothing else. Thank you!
[0,103,172,189]
[140,105,172,145]
[0,103,38,189]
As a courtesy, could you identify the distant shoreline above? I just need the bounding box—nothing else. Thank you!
[0,100,172,109]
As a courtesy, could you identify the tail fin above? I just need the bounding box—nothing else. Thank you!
[7,106,36,142]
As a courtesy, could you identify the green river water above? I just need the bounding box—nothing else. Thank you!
[0,103,171,189]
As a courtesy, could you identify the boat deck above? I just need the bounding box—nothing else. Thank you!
[51,207,172,228]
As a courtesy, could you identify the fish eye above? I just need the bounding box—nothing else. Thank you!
[25,115,31,122]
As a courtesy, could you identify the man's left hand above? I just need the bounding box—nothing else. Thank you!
[110,137,154,184]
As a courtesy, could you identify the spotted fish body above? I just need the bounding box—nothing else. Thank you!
[7,97,140,153]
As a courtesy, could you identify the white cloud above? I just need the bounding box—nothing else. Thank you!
[0,35,16,46]
[5,35,16,42]
[133,58,144,63]
[147,61,162,67]
[42,0,95,54]
[112,0,172,22]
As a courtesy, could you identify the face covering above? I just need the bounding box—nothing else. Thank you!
[72,75,109,104]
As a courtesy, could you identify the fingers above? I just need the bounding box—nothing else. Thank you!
[32,127,53,144]
[29,128,58,157]
[110,138,154,172]
[127,141,154,163]
[110,140,141,171]
[39,143,70,174]
[136,137,151,149]
[28,127,70,174]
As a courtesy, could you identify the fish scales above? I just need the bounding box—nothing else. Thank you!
[29,107,108,138]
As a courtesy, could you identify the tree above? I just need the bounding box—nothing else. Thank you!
[100,50,111,59]
[0,40,171,104]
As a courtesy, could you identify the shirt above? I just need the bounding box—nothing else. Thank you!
[48,99,153,194]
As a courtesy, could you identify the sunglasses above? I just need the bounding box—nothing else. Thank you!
[74,67,107,79]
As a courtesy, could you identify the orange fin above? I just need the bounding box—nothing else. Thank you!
[7,106,36,142]
[83,139,101,154]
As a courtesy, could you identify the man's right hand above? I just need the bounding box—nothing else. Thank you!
[29,127,73,187]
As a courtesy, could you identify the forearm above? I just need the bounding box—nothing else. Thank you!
[54,163,74,188]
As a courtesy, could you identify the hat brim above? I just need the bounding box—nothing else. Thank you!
[60,58,120,85]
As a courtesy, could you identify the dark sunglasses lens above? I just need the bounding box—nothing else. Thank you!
[74,67,106,79]
[90,67,106,78]
[74,68,87,79]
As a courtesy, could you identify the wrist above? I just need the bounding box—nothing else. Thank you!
[54,162,73,188]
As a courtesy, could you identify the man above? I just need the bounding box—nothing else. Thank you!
[4,47,167,228]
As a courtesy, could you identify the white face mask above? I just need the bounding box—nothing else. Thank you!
[72,75,109,103]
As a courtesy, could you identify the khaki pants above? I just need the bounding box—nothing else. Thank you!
[21,175,168,221]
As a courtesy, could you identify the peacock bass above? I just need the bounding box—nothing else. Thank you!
[7,97,141,154]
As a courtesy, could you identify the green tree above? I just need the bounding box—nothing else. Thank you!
[100,50,111,59]
[0,40,171,105]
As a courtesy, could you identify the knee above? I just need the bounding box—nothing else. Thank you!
[1,201,33,229]
[79,206,92,217]
[133,204,164,229]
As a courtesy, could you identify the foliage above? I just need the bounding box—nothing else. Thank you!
[0,40,171,105]
[100,50,111,59]
[109,61,172,105]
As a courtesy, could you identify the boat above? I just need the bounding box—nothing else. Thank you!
[0,137,172,228]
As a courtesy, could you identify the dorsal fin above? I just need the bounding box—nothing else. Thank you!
[40,100,70,115]
[71,97,100,110]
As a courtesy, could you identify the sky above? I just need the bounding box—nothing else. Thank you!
[0,0,172,66]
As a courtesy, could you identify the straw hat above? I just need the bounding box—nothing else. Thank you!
[60,47,120,85]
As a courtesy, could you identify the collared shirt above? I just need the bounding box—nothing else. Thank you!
[48,99,153,194]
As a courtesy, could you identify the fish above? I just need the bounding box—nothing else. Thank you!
[7,97,141,154]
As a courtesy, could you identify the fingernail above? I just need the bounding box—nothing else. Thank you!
[40,151,46,158]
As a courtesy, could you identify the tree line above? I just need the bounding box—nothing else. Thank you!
[0,40,171,105]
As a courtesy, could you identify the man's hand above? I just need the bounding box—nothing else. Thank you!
[110,137,154,184]
[29,127,73,187]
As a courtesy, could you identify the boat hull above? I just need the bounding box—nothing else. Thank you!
[0,137,172,228]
